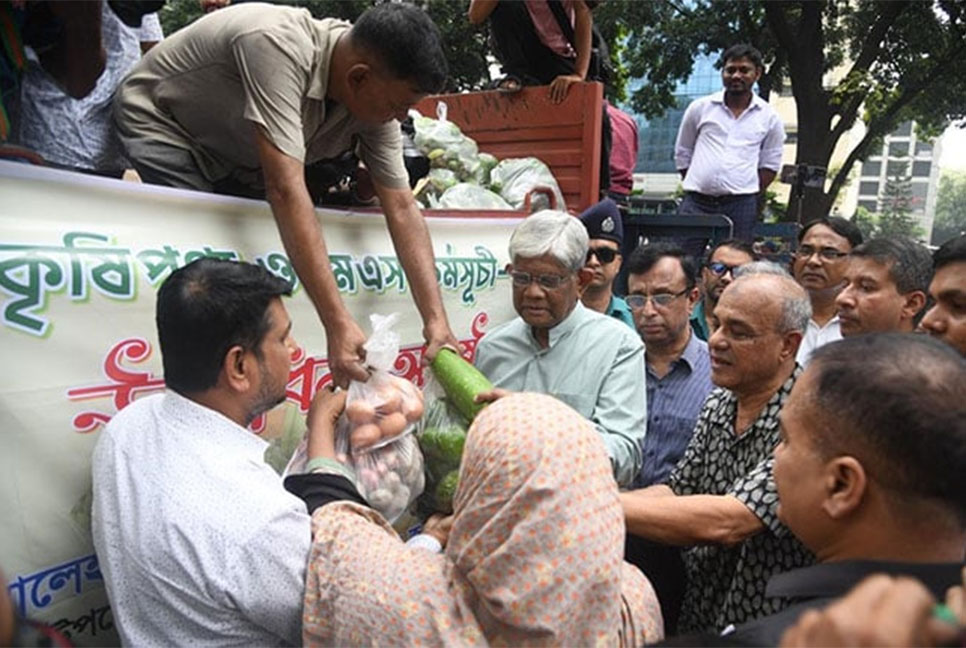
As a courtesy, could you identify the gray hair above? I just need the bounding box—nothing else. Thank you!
[731,273,812,334]
[508,210,589,273]
[733,260,791,278]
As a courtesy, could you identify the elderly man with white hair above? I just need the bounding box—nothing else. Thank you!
[621,271,815,634]
[474,210,646,488]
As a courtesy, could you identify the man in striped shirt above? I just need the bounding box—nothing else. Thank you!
[623,242,713,633]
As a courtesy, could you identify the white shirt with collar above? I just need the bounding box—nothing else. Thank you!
[795,316,842,367]
[675,90,785,196]
[92,391,311,647]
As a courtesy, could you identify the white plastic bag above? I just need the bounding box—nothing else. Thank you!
[489,157,565,212]
[412,103,481,182]
[338,313,426,520]
[438,183,514,210]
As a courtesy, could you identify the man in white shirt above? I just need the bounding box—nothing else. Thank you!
[92,258,312,646]
[791,217,863,366]
[674,44,785,244]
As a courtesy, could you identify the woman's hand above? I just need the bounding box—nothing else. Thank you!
[306,386,347,460]
[423,514,455,548]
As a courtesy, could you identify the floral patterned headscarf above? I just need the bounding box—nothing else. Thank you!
[302,393,662,647]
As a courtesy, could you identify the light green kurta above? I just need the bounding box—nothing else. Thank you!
[475,302,647,487]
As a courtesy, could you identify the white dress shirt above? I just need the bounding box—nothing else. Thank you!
[675,90,785,196]
[795,316,842,367]
[92,391,311,647]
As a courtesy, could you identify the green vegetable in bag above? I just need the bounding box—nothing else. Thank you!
[429,348,493,422]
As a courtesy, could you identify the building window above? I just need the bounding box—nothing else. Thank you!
[858,200,878,212]
[861,160,881,176]
[886,160,909,177]
[785,129,798,144]
[859,181,880,196]
[912,160,932,177]
[915,141,933,155]
[888,141,910,157]
[894,121,913,137]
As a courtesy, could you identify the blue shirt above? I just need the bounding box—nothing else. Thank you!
[606,294,636,331]
[475,302,646,487]
[636,332,713,487]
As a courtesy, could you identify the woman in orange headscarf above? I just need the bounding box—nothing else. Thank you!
[291,391,663,646]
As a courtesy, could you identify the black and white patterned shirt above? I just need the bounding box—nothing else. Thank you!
[667,366,815,633]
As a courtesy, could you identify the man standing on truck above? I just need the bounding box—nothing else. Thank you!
[114,3,457,386]
[674,44,785,244]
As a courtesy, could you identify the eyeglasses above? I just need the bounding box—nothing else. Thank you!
[707,262,742,276]
[510,271,571,290]
[586,246,619,264]
[626,288,690,309]
[795,245,849,261]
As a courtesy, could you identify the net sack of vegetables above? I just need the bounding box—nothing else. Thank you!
[337,313,427,521]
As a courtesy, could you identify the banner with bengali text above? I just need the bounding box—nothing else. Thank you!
[0,161,523,645]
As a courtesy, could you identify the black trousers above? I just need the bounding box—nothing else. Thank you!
[625,534,687,636]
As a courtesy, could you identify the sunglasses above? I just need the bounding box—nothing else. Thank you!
[587,246,619,264]
[707,261,742,276]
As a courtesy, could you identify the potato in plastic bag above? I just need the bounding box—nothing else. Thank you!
[336,418,425,522]
[342,313,425,452]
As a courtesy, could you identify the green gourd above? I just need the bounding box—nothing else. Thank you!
[429,348,493,422]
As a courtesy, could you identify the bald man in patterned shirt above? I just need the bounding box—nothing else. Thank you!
[620,271,815,633]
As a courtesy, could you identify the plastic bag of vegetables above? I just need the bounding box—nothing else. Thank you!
[438,183,514,210]
[338,313,427,520]
[489,157,565,212]
[335,418,425,522]
[411,103,481,182]
[415,349,495,514]
[415,377,468,515]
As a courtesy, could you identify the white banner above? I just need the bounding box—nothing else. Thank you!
[0,161,523,645]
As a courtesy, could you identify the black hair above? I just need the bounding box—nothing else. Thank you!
[851,236,933,295]
[705,238,758,265]
[156,258,292,395]
[721,44,764,70]
[809,334,966,525]
[933,233,966,271]
[351,3,448,94]
[626,242,697,290]
[798,216,864,249]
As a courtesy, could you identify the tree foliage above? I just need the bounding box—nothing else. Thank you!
[876,164,923,239]
[595,0,966,222]
[158,0,491,94]
[932,168,966,245]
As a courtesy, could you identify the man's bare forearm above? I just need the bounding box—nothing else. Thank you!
[621,490,764,547]
[255,128,352,330]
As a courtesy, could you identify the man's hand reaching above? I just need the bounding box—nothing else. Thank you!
[326,318,370,388]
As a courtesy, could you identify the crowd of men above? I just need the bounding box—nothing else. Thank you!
[2,1,965,646]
